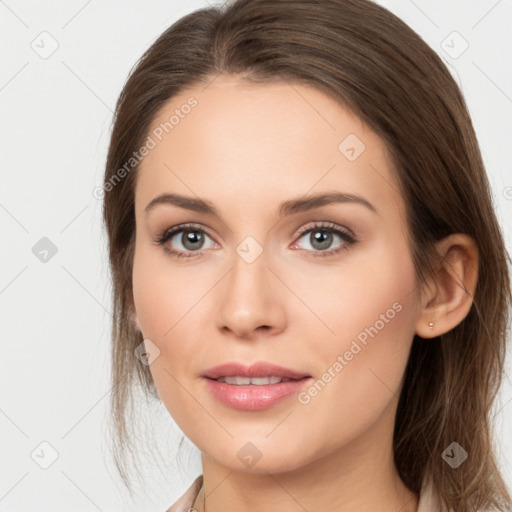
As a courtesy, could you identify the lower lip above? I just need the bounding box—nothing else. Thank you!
[203,377,311,410]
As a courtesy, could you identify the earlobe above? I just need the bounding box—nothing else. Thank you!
[130,303,141,332]
[415,234,479,339]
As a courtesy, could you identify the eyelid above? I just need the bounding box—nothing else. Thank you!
[290,221,356,256]
[155,220,357,259]
[293,220,355,240]
[154,222,217,245]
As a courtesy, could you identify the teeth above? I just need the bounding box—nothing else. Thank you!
[217,376,291,385]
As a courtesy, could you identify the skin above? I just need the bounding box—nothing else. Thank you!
[131,74,478,512]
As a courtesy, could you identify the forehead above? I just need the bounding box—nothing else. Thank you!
[135,75,403,219]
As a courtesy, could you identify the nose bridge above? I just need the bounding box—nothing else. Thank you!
[215,233,286,337]
[231,235,269,292]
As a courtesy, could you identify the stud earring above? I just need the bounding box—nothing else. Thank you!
[428,321,434,330]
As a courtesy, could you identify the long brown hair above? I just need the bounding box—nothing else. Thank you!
[102,0,512,510]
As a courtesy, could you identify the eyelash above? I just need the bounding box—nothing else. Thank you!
[154,222,357,260]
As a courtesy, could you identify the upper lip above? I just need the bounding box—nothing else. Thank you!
[202,362,311,380]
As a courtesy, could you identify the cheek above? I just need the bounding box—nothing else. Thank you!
[131,251,196,421]
[295,243,418,425]
[132,243,200,338]
[131,244,209,398]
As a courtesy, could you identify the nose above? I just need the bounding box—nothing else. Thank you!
[215,245,287,340]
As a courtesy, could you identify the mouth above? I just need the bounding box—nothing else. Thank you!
[201,362,312,410]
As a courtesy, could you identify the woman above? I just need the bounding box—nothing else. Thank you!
[102,0,511,510]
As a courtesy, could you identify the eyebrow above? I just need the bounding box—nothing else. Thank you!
[144,191,378,217]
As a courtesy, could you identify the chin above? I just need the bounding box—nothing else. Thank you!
[197,436,316,475]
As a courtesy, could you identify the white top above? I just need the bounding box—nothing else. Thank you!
[165,474,441,512]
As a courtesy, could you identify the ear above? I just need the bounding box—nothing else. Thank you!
[415,233,479,339]
[130,301,141,332]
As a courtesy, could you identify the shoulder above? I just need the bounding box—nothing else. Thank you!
[165,474,203,512]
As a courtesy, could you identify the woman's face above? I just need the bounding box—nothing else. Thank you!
[132,74,422,473]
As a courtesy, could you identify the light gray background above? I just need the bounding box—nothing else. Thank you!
[1,1,511,511]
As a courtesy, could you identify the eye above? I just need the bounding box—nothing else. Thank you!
[291,222,357,258]
[155,221,357,260]
[155,223,217,259]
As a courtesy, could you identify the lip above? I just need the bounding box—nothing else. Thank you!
[202,362,312,411]
[202,362,310,380]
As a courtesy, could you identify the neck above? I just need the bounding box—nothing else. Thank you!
[193,422,419,512]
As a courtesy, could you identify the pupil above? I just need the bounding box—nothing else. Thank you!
[312,231,332,250]
[183,230,203,250]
